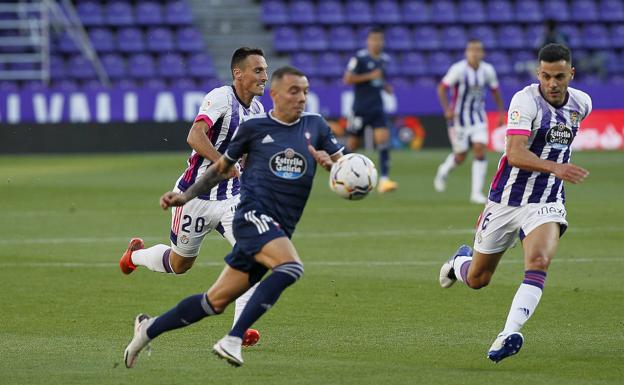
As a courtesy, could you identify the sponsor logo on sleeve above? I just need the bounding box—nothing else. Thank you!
[509,110,521,126]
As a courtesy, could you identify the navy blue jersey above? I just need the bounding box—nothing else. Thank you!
[224,111,343,237]
[346,49,390,115]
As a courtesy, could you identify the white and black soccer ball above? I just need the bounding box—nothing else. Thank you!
[329,153,378,200]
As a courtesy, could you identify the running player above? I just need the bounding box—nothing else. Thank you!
[343,27,398,193]
[439,44,591,362]
[123,66,344,368]
[434,39,506,204]
[119,47,268,346]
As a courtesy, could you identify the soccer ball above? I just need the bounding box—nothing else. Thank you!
[329,153,378,200]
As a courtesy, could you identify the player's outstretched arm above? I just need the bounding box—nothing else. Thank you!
[506,135,589,184]
[160,156,234,209]
[308,145,341,172]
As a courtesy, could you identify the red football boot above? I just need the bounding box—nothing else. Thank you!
[119,238,144,274]
[242,329,260,347]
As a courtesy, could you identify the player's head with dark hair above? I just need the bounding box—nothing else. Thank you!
[537,44,574,106]
[465,39,484,65]
[270,66,308,123]
[230,47,268,102]
[367,27,385,56]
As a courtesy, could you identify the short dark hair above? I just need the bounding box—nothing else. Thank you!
[230,47,265,78]
[368,27,384,36]
[271,65,306,84]
[538,43,572,64]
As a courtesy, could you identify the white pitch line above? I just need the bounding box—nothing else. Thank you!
[0,257,622,269]
[0,226,621,245]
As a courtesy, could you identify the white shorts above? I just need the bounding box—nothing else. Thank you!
[448,122,488,153]
[170,191,240,258]
[473,200,568,254]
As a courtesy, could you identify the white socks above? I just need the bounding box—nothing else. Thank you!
[502,283,543,334]
[131,244,171,273]
[452,256,472,284]
[471,158,488,197]
[438,153,458,178]
[232,282,260,326]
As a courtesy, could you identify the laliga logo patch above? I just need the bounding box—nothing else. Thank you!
[509,110,520,124]
[546,122,574,150]
[269,147,307,180]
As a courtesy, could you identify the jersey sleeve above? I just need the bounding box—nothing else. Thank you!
[318,117,344,156]
[195,88,229,127]
[346,56,360,74]
[583,94,593,119]
[506,90,537,136]
[441,63,461,87]
[224,120,251,162]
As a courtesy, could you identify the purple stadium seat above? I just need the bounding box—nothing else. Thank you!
[524,25,544,49]
[387,76,411,88]
[558,25,582,48]
[144,78,168,89]
[583,25,610,49]
[515,0,542,23]
[77,1,104,26]
[543,0,569,22]
[402,1,429,23]
[54,79,79,91]
[430,1,457,24]
[413,26,440,50]
[106,1,134,26]
[599,51,621,74]
[611,25,624,48]
[384,26,411,51]
[468,25,497,49]
[68,55,96,79]
[172,78,197,89]
[499,75,523,87]
[345,0,372,25]
[117,28,145,53]
[187,53,216,77]
[83,79,107,90]
[401,52,427,76]
[487,51,512,75]
[316,52,344,77]
[414,76,436,87]
[441,26,468,50]
[262,0,288,25]
[158,53,186,78]
[21,80,46,91]
[57,32,79,54]
[290,52,318,76]
[600,0,624,22]
[511,50,535,73]
[317,1,345,25]
[328,26,356,51]
[49,55,65,79]
[570,0,598,22]
[177,27,204,52]
[165,1,194,25]
[384,56,400,77]
[112,79,139,89]
[497,25,525,49]
[289,0,316,24]
[89,28,115,53]
[0,81,19,92]
[458,0,486,24]
[374,0,401,24]
[197,78,223,92]
[135,2,163,26]
[486,0,513,23]
[427,52,453,76]
[127,54,155,79]
[146,28,174,52]
[100,54,126,79]
[300,26,328,51]
[273,26,299,52]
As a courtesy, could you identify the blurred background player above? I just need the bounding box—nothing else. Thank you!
[119,47,268,347]
[439,44,591,363]
[343,27,397,193]
[434,39,505,204]
[123,66,344,368]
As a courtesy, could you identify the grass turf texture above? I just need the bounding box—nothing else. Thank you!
[0,150,622,385]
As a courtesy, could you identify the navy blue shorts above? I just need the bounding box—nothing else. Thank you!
[347,110,388,137]
[224,208,287,286]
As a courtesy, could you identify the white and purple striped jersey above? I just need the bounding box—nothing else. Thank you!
[175,85,264,201]
[489,84,592,206]
[441,59,499,127]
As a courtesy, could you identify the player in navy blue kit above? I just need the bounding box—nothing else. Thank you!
[344,27,398,193]
[123,66,344,368]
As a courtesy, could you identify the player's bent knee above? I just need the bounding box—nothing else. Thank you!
[526,254,552,271]
[454,153,467,164]
[467,272,492,289]
[170,254,196,274]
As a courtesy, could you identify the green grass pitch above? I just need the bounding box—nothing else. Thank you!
[0,150,622,385]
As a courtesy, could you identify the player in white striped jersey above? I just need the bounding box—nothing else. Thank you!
[119,47,269,347]
[439,44,590,362]
[434,39,506,204]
